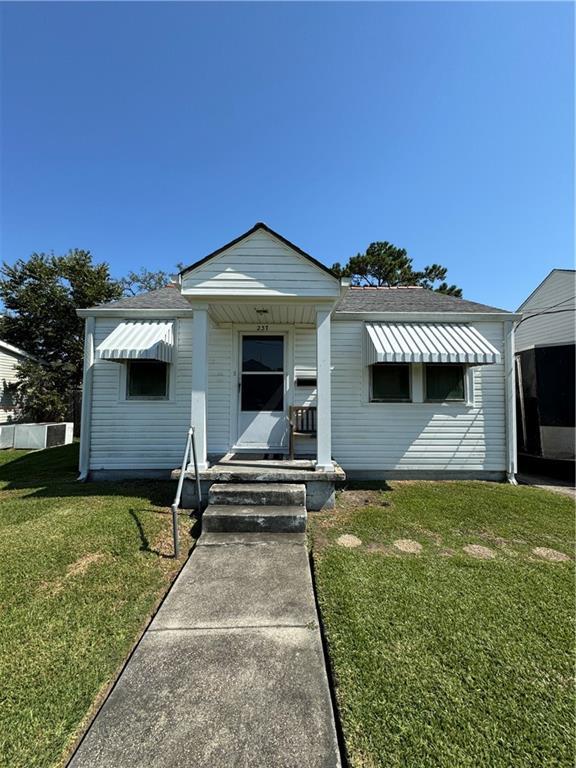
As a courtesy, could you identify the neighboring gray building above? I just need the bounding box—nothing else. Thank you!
[515,269,575,471]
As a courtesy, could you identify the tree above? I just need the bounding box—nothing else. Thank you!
[120,264,185,296]
[332,241,462,297]
[0,249,122,421]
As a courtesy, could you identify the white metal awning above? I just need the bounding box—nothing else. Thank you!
[364,322,501,365]
[96,321,174,363]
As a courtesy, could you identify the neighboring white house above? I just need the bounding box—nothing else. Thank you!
[0,339,36,423]
[515,269,575,464]
[77,223,519,483]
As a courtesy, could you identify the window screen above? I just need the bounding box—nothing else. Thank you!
[127,361,168,399]
[425,364,465,401]
[371,364,411,401]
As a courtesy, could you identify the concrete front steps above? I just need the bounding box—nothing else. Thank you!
[202,482,307,533]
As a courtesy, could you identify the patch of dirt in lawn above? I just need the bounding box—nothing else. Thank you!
[438,547,456,557]
[413,526,443,545]
[365,542,399,556]
[463,544,496,559]
[337,534,362,548]
[532,547,571,562]
[337,489,387,510]
[393,538,423,554]
[66,552,106,578]
[40,552,108,595]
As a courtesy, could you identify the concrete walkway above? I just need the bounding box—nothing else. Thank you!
[68,532,342,768]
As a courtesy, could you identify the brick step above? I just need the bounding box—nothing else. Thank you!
[202,505,307,533]
[208,482,306,508]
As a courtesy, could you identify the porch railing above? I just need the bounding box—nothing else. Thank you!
[171,426,202,558]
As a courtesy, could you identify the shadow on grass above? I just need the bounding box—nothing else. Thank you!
[336,480,394,493]
[0,443,194,511]
[128,510,201,559]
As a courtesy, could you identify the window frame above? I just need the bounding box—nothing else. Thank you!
[369,363,412,403]
[125,360,170,401]
[424,363,466,403]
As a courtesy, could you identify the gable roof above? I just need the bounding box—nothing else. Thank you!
[335,286,509,314]
[179,222,338,280]
[517,268,576,311]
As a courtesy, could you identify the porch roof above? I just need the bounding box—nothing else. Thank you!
[364,322,501,365]
[96,321,174,363]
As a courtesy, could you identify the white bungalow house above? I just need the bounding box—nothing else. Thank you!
[77,223,519,504]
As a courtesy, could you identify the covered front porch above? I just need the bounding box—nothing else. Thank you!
[177,221,345,476]
[188,300,337,474]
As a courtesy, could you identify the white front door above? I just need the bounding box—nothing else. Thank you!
[236,334,288,450]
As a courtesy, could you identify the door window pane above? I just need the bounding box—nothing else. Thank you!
[425,364,465,401]
[241,374,284,411]
[242,336,283,372]
[127,361,168,399]
[371,364,411,401]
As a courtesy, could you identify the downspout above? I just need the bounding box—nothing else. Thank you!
[504,319,518,484]
[78,316,95,482]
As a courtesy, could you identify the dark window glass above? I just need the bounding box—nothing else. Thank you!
[242,336,283,372]
[241,374,284,411]
[127,361,168,399]
[425,364,465,401]
[371,364,411,401]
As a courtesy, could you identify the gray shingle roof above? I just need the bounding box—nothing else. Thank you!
[89,284,508,314]
[93,286,191,310]
[335,287,508,314]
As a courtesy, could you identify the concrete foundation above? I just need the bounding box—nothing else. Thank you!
[343,469,507,482]
[181,477,335,511]
[175,457,344,511]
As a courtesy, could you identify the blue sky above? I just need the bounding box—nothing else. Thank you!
[1,1,573,310]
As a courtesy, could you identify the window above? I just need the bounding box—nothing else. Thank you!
[370,364,411,402]
[240,335,284,412]
[425,364,465,401]
[126,361,169,400]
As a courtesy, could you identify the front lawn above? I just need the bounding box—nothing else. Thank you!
[311,481,574,768]
[0,444,195,768]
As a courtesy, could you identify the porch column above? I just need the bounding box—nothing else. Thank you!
[191,307,209,470]
[316,307,333,471]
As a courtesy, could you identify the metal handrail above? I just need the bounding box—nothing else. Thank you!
[171,426,202,558]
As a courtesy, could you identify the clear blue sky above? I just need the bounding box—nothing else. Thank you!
[1,1,573,310]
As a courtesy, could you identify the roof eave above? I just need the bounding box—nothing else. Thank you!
[333,310,522,322]
[77,308,195,318]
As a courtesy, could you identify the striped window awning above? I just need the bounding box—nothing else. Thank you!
[364,322,501,365]
[96,322,174,363]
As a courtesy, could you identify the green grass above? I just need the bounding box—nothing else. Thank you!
[0,444,195,768]
[310,481,575,768]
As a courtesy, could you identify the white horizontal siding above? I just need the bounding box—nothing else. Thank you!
[90,318,192,469]
[207,325,233,453]
[0,349,21,423]
[182,231,339,298]
[516,270,575,351]
[331,320,506,471]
